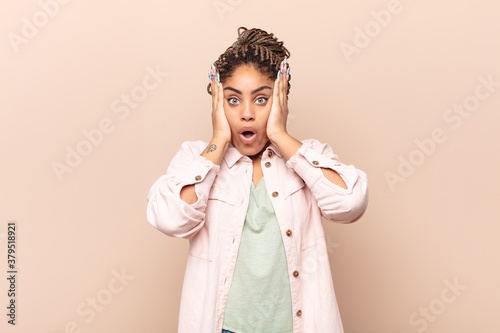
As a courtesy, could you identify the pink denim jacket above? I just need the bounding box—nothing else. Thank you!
[146,138,369,333]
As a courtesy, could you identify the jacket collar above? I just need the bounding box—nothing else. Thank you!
[224,142,283,168]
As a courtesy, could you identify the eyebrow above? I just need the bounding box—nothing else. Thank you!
[223,85,273,94]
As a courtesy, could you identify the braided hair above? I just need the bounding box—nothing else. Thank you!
[207,27,291,96]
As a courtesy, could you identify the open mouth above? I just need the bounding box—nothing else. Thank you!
[239,130,257,144]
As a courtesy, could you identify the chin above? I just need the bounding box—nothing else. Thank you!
[236,145,258,155]
[236,141,269,157]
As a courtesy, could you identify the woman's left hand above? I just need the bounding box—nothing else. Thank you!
[266,58,290,142]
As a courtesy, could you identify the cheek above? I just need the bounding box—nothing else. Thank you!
[223,111,238,132]
[262,108,272,121]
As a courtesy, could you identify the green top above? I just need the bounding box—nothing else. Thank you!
[222,176,293,333]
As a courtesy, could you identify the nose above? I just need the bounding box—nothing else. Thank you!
[241,102,254,121]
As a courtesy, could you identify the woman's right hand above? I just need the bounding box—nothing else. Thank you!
[209,64,232,145]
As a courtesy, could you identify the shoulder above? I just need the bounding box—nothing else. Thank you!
[176,140,210,156]
[166,140,211,173]
[300,138,337,155]
[168,140,209,166]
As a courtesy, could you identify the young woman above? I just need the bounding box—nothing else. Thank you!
[146,27,369,333]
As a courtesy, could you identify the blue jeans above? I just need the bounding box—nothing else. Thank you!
[222,330,235,333]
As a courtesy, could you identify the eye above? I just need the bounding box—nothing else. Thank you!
[256,97,268,104]
[227,97,239,105]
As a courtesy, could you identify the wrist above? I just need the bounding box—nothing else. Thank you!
[269,130,289,144]
[200,136,230,166]
[211,135,231,147]
[212,127,230,141]
[269,131,302,161]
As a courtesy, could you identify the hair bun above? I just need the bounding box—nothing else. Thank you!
[207,27,291,96]
[237,27,248,37]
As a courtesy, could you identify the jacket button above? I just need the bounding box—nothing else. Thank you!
[286,229,292,236]
[195,175,202,181]
[296,309,302,316]
[312,160,319,165]
[268,151,272,157]
[293,270,299,277]
[272,191,279,197]
[265,162,271,168]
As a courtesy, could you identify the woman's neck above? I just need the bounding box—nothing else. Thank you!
[248,139,271,160]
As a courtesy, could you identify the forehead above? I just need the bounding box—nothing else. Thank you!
[224,64,273,89]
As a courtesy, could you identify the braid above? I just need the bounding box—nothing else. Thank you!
[207,27,291,96]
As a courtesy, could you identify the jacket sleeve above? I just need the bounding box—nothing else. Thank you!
[285,138,369,223]
[146,141,220,239]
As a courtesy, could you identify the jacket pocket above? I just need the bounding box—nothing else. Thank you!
[283,173,306,199]
[283,174,326,251]
[188,185,235,261]
[208,184,236,205]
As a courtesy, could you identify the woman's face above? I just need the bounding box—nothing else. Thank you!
[222,63,275,158]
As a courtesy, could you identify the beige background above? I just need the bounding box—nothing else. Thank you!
[1,0,499,332]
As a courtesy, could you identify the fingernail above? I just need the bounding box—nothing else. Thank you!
[217,72,220,84]
[277,70,281,79]
[286,67,290,78]
[211,62,216,77]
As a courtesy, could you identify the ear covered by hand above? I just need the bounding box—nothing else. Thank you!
[266,57,290,142]
[208,63,231,144]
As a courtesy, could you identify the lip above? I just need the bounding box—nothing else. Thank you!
[239,126,257,145]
